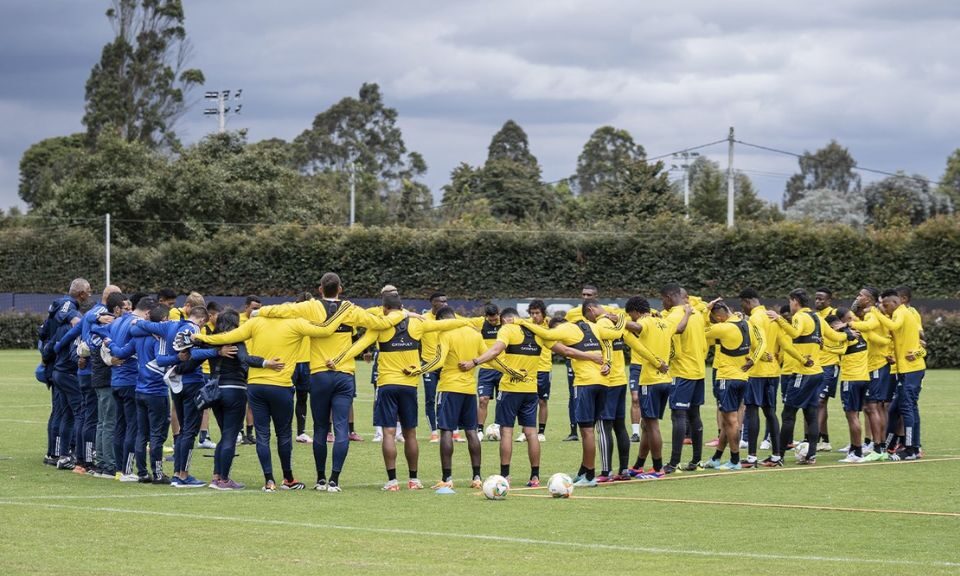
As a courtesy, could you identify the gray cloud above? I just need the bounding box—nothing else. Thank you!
[1,0,959,211]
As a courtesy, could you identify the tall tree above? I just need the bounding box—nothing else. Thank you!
[440,163,483,218]
[478,121,555,222]
[783,140,861,208]
[938,149,960,206]
[784,187,866,226]
[686,157,782,224]
[18,134,86,208]
[487,120,538,168]
[83,0,205,148]
[575,126,645,195]
[864,172,953,227]
[584,159,682,223]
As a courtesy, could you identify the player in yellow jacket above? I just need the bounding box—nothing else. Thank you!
[827,308,871,462]
[737,288,782,468]
[814,288,840,452]
[526,300,552,442]
[847,286,891,454]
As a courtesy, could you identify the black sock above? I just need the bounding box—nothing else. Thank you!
[329,471,340,485]
[878,442,887,450]
[349,422,355,433]
[578,464,588,476]
[409,469,417,479]
[585,468,595,481]
[712,450,724,461]
[530,466,539,480]
[633,456,646,470]
[730,452,740,464]
[820,433,829,443]
[600,469,610,477]
[264,472,275,483]
[442,468,452,482]
[472,466,481,478]
[538,423,546,434]
[864,437,872,444]
[387,468,397,481]
[317,473,326,483]
[652,458,662,472]
[852,445,862,457]
[246,425,253,437]
[478,425,484,434]
[570,424,577,436]
[282,470,294,483]
[199,430,208,443]
[500,464,510,478]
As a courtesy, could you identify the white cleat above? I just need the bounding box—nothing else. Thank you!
[862,442,874,454]
[817,442,832,452]
[839,454,863,463]
[759,439,772,451]
[372,432,383,443]
[296,433,313,444]
[739,440,749,450]
[198,438,216,449]
[537,433,546,442]
[837,444,850,453]
[516,433,526,443]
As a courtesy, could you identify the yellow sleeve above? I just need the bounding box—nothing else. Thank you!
[465,317,485,330]
[850,314,880,332]
[330,330,379,367]
[874,309,904,332]
[419,318,470,334]
[294,316,350,339]
[409,332,451,377]
[622,330,659,365]
[776,315,801,339]
[778,334,805,363]
[821,321,847,344]
[518,320,576,343]
[196,321,254,345]
[351,308,406,330]
[595,316,626,340]
[864,331,891,347]
[749,322,766,363]
[257,301,315,320]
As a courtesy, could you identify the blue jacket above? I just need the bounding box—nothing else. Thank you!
[132,320,218,388]
[94,313,137,388]
[110,332,167,397]
[77,303,108,376]
[51,296,81,373]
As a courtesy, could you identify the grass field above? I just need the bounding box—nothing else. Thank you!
[1,349,958,575]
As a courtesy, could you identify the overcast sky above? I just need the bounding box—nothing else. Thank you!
[2,0,959,211]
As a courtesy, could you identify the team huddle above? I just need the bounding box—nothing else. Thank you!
[36,275,926,493]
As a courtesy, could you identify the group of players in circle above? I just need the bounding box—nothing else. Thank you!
[37,274,926,493]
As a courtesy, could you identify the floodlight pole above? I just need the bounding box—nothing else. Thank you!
[726,126,735,228]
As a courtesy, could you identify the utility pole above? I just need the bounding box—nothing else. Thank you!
[726,126,735,228]
[349,162,356,227]
[671,151,700,219]
[204,89,243,133]
[105,213,111,286]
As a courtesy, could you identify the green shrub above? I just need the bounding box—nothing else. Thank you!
[0,313,43,349]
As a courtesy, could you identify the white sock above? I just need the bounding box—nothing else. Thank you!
[374,426,382,435]
[632,423,640,435]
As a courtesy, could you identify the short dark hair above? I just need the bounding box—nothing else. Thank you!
[548,317,566,329]
[216,309,240,333]
[429,292,446,302]
[625,297,650,314]
[500,307,519,321]
[435,306,455,320]
[484,303,499,317]
[581,298,603,315]
[825,314,840,324]
[738,287,759,300]
[296,292,313,303]
[788,289,810,308]
[528,299,546,314]
[660,283,682,298]
[129,292,149,309]
[834,306,851,319]
[582,284,598,293]
[245,295,262,306]
[779,304,790,315]
[149,303,170,322]
[382,293,402,311]
[816,287,833,297]
[207,301,223,313]
[862,286,880,303]
[320,272,341,298]
[881,289,899,299]
[135,296,158,312]
[895,285,913,299]
[711,301,731,314]
[105,292,126,314]
[189,306,208,322]
[157,288,177,301]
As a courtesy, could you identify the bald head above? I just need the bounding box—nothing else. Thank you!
[102,285,121,304]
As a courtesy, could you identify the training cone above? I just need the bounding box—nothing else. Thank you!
[435,487,456,495]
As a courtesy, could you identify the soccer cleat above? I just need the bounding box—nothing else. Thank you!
[877,451,890,461]
[162,445,174,454]
[890,449,919,462]
[630,433,641,443]
[295,433,312,444]
[326,482,342,493]
[163,455,174,462]
[706,438,719,447]
[430,431,440,444]
[208,479,224,490]
[408,479,424,490]
[198,438,217,449]
[178,476,206,488]
[43,455,58,466]
[817,442,832,452]
[314,480,328,491]
[759,439,772,451]
[170,476,182,487]
[372,431,383,443]
[138,474,153,484]
[719,461,742,471]
[237,432,244,444]
[56,456,76,470]
[682,461,699,472]
[516,433,526,443]
[382,480,400,492]
[760,457,783,467]
[452,431,465,443]
[212,479,245,491]
[326,433,334,443]
[701,458,721,469]
[281,479,306,490]
[471,477,483,489]
[432,480,453,490]
[152,474,172,485]
[119,473,140,482]
[72,464,88,475]
[573,477,598,488]
[785,441,796,450]
[739,440,749,450]
[595,475,614,483]
[395,433,404,443]
[662,464,678,475]
[683,438,693,445]
[526,477,540,488]
[837,444,850,453]
[240,434,256,445]
[626,467,646,477]
[741,459,758,469]
[262,481,277,493]
[796,456,816,466]
[862,451,884,462]
[348,432,364,442]
[839,454,863,463]
[862,442,875,454]
[612,473,633,481]
[537,433,546,442]
[562,433,579,442]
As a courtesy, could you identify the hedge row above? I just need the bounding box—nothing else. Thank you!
[4,311,960,368]
[2,217,960,298]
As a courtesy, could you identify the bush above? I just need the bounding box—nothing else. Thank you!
[0,313,43,349]
[2,217,960,299]
[923,315,960,369]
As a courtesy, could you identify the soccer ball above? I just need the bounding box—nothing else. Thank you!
[547,473,573,498]
[484,423,501,441]
[482,475,509,500]
[794,441,810,460]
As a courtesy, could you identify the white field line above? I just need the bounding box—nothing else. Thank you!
[0,500,957,569]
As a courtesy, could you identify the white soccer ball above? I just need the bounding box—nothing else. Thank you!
[794,441,810,460]
[484,423,501,441]
[482,474,509,500]
[547,473,573,498]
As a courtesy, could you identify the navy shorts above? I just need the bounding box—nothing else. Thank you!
[841,380,868,413]
[783,373,824,409]
[477,368,500,398]
[600,385,627,421]
[374,385,418,429]
[495,391,538,428]
[436,391,477,431]
[292,362,311,391]
[745,377,779,408]
[711,369,720,400]
[820,365,839,399]
[670,378,704,409]
[574,385,606,425]
[628,365,642,392]
[882,369,898,402]
[716,379,747,413]
[866,365,891,403]
[536,371,551,400]
[640,383,670,419]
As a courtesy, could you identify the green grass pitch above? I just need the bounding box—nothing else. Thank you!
[0,349,958,575]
